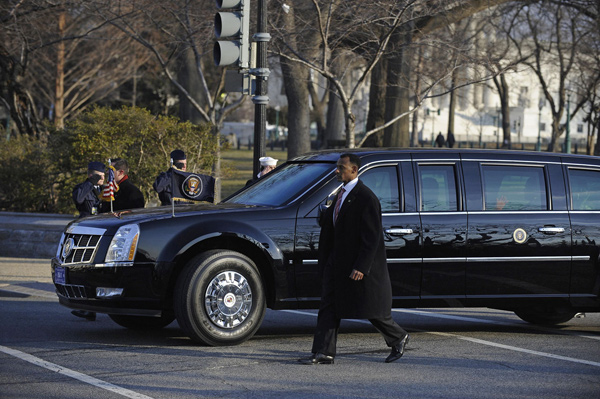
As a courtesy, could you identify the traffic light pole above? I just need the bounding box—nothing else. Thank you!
[251,0,270,178]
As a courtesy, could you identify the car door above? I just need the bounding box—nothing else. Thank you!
[463,155,571,302]
[413,152,467,306]
[564,160,600,308]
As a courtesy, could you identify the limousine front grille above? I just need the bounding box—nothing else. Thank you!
[58,232,102,265]
[55,283,88,299]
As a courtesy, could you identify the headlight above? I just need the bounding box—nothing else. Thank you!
[105,224,140,264]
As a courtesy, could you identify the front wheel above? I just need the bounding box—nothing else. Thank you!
[174,250,266,346]
[514,306,576,325]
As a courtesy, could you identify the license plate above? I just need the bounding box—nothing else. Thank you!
[54,266,66,285]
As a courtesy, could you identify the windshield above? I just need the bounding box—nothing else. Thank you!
[225,162,335,206]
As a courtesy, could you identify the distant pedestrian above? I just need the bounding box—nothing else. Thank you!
[435,132,445,148]
[447,131,455,148]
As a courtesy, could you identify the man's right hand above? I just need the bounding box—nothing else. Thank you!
[90,174,103,185]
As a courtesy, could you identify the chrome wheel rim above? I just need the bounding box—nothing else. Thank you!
[204,271,253,329]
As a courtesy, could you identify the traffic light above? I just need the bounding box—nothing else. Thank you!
[214,0,250,69]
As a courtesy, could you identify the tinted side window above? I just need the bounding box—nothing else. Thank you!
[569,168,600,210]
[360,166,400,213]
[419,165,458,212]
[482,165,547,211]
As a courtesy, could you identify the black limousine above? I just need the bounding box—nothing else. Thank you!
[52,149,600,345]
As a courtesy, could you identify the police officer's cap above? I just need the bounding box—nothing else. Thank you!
[170,149,186,161]
[88,161,105,172]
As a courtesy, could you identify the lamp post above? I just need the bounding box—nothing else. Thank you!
[537,100,544,151]
[565,91,571,154]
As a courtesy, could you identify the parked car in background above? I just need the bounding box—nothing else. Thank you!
[52,149,600,345]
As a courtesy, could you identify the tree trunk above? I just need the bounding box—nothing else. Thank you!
[362,58,387,147]
[54,10,66,129]
[447,72,457,145]
[383,29,412,148]
[281,57,311,158]
[177,48,205,125]
[494,73,511,148]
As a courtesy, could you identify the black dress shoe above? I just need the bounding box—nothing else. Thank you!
[385,334,409,363]
[299,352,334,365]
[71,310,96,321]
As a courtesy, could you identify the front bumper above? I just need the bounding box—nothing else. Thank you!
[51,257,166,316]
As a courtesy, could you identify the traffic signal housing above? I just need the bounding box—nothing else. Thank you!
[214,0,250,69]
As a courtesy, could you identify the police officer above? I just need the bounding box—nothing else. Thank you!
[153,149,187,206]
[72,161,105,218]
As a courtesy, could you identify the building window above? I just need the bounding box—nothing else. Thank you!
[540,123,546,131]
[577,124,583,133]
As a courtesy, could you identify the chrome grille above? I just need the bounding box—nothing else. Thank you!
[55,284,88,299]
[58,226,106,265]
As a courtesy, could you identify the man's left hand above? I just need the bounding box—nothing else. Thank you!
[350,269,364,281]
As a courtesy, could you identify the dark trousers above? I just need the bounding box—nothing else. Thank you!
[311,265,407,357]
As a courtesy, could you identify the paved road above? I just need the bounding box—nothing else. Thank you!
[1,258,599,399]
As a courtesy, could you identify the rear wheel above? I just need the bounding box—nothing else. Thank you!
[108,313,175,330]
[514,306,576,325]
[174,250,266,346]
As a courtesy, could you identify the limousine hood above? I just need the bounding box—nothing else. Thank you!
[66,202,261,231]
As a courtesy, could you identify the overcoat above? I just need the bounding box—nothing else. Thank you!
[317,180,393,319]
[110,178,145,211]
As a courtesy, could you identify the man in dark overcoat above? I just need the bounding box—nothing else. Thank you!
[300,153,409,365]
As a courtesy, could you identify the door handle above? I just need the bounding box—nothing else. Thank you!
[538,227,565,234]
[385,228,414,235]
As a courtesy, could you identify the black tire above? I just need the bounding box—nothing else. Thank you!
[514,306,576,325]
[108,313,175,330]
[174,250,266,346]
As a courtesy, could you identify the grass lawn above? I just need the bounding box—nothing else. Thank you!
[220,148,288,199]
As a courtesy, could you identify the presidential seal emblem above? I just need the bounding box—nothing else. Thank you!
[513,228,527,244]
[182,174,203,199]
[62,237,75,259]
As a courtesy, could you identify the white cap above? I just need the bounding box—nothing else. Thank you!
[259,156,278,166]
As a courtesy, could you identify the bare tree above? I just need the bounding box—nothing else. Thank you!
[1,0,146,135]
[504,0,600,151]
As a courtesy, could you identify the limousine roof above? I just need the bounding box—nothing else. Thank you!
[291,148,599,166]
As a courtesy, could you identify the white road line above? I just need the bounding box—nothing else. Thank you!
[393,308,600,341]
[427,331,600,368]
[282,309,600,368]
[0,345,155,399]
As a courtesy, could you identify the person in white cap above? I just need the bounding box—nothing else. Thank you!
[246,156,278,186]
[258,156,278,177]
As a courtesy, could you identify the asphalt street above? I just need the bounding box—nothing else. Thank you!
[1,257,599,399]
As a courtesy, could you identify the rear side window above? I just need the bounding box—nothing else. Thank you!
[418,165,458,212]
[569,169,600,210]
[482,165,547,211]
[360,166,400,213]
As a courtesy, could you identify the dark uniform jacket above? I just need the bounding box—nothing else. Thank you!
[153,170,188,206]
[317,180,392,320]
[102,177,145,212]
[72,180,102,218]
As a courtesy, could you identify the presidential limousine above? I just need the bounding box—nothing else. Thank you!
[52,149,600,345]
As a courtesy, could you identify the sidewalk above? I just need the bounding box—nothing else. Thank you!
[0,212,74,259]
